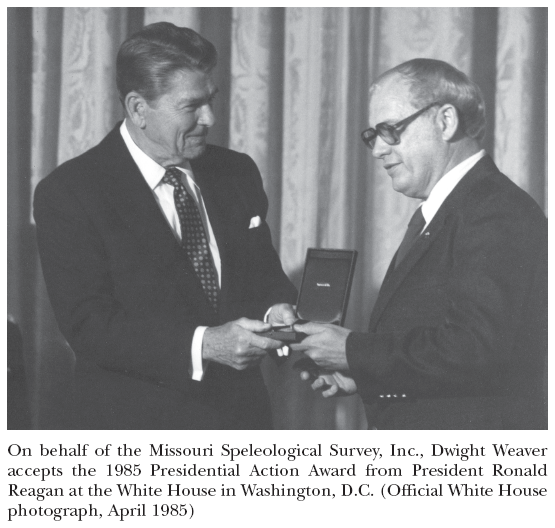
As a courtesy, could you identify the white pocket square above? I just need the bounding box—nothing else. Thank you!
[249,216,262,228]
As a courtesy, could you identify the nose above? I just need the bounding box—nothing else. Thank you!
[371,135,391,159]
[198,103,216,128]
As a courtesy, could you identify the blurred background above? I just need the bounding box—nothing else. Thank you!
[7,7,547,429]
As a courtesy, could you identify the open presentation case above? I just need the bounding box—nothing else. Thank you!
[261,248,357,343]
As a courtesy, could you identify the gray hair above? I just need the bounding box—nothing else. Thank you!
[374,58,486,142]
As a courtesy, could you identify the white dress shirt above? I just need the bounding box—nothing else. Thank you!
[120,120,220,381]
[420,149,486,228]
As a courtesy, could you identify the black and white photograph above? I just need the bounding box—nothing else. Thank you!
[7,7,548,433]
[5,6,551,527]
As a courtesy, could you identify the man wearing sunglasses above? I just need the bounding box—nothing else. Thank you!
[292,58,547,430]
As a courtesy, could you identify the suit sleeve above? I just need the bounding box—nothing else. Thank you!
[34,177,196,392]
[346,194,547,402]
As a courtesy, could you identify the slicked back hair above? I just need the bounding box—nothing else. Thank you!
[374,58,486,142]
[116,22,217,105]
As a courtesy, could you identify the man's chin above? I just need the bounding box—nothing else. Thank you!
[391,176,408,194]
[183,143,208,161]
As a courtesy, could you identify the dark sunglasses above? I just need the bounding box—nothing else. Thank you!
[361,102,441,150]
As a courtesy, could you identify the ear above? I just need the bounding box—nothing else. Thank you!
[437,104,459,141]
[124,91,148,129]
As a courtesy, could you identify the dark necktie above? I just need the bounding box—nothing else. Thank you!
[395,206,426,268]
[162,167,219,311]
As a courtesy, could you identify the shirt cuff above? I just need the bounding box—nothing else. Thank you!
[263,307,273,323]
[191,326,208,381]
[264,306,289,357]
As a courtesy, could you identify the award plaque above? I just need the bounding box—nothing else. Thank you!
[261,248,357,343]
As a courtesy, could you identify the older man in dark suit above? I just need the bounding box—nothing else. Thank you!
[34,22,296,430]
[292,59,547,430]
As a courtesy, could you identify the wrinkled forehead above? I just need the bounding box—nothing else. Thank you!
[368,75,415,125]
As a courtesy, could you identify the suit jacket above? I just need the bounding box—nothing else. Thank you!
[347,155,547,429]
[34,123,297,430]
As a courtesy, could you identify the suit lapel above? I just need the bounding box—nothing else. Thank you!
[191,149,248,309]
[368,220,445,330]
[190,152,230,264]
[368,155,497,331]
[93,125,206,301]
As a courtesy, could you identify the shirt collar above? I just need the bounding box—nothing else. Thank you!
[120,120,194,189]
[421,149,486,225]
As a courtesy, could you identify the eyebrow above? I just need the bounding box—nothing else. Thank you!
[178,87,219,107]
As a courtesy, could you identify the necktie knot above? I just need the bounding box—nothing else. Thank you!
[162,167,183,188]
[408,206,425,228]
[395,206,426,268]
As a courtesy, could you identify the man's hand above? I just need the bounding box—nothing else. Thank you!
[300,370,357,398]
[203,318,283,370]
[290,322,351,371]
[266,303,297,358]
[267,303,297,326]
